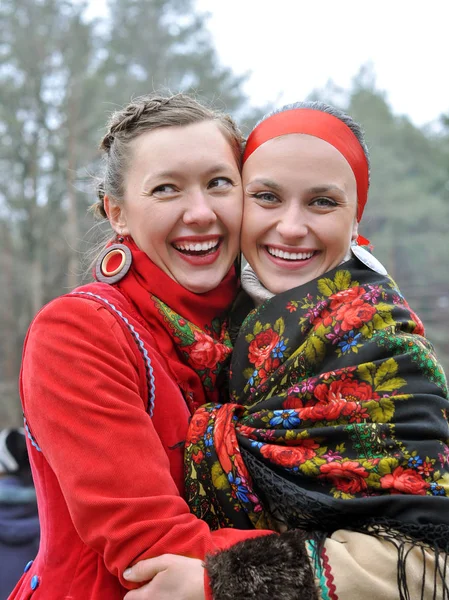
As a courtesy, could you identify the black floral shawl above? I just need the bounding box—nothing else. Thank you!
[185,258,449,551]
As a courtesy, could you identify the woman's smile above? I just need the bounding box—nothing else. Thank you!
[171,235,223,266]
[263,244,319,270]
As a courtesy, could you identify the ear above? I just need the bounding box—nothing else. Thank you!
[351,219,359,242]
[104,195,129,236]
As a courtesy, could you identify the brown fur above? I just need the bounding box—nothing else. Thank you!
[205,530,319,600]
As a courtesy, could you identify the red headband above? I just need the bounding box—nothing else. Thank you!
[243,108,369,222]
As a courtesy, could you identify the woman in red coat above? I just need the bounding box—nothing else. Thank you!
[9,93,272,600]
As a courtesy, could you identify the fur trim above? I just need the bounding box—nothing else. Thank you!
[205,531,318,600]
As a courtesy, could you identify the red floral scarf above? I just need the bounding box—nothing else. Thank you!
[113,239,238,410]
[184,258,449,551]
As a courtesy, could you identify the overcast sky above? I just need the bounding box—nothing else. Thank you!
[196,0,449,127]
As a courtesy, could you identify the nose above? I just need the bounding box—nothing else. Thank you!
[183,190,217,227]
[276,203,308,241]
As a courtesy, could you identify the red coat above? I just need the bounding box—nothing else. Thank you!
[9,246,267,599]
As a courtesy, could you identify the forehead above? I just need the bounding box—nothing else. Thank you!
[129,120,237,172]
[243,133,356,186]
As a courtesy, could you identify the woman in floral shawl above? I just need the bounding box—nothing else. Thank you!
[124,103,449,600]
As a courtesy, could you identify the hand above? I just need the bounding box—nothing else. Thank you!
[123,554,206,600]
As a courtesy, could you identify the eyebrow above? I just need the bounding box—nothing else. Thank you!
[201,163,237,177]
[308,185,345,194]
[144,170,178,182]
[245,180,345,195]
[245,178,283,192]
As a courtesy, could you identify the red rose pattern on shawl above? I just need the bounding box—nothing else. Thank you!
[151,296,232,399]
[319,460,370,495]
[185,266,449,530]
[190,330,230,369]
[380,466,430,495]
[188,408,210,444]
[261,440,319,468]
[248,330,281,367]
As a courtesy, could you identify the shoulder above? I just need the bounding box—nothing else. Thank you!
[24,284,144,360]
[29,292,121,336]
[30,281,137,330]
[24,284,162,376]
[21,287,153,409]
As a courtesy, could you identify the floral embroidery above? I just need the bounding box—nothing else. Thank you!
[242,318,290,389]
[152,296,232,393]
[248,329,280,367]
[185,261,449,531]
[380,466,429,495]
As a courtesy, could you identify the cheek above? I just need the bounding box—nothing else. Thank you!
[240,225,260,262]
[331,214,356,240]
[242,199,262,229]
[231,203,244,225]
[223,207,242,239]
[149,204,178,226]
[241,211,257,244]
[318,221,350,253]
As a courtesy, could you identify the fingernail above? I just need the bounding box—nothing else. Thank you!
[123,568,132,579]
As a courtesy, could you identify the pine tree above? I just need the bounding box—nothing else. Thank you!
[0,0,253,423]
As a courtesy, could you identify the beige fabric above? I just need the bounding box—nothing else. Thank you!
[240,263,274,307]
[318,529,447,599]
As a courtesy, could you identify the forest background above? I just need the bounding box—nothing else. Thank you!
[1,0,448,426]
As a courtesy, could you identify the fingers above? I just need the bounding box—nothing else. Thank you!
[124,555,171,583]
[124,580,153,600]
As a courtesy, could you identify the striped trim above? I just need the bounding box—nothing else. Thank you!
[73,291,156,417]
[306,540,338,600]
[321,546,338,600]
[24,418,42,452]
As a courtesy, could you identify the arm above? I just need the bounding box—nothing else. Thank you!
[122,530,317,600]
[21,296,268,589]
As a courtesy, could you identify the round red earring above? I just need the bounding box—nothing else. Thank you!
[95,244,132,284]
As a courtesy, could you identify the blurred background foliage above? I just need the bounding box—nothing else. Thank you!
[1,0,448,425]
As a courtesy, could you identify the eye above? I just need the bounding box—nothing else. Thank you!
[310,197,338,208]
[208,177,233,189]
[150,184,178,196]
[250,191,279,205]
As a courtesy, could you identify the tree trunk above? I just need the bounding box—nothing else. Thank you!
[66,88,80,291]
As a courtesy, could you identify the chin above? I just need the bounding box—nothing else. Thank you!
[178,260,233,294]
[264,277,311,295]
[259,277,282,295]
[183,278,221,295]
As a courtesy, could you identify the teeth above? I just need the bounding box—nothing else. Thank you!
[267,247,314,261]
[173,239,219,252]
